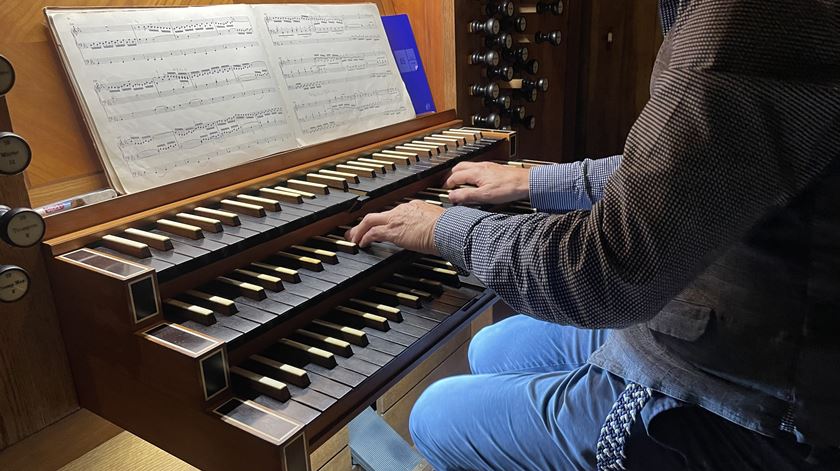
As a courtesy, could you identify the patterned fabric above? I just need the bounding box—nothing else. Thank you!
[529,155,622,213]
[435,0,840,328]
[596,383,653,470]
[659,0,682,33]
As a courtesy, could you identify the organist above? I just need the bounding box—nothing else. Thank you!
[347,0,840,469]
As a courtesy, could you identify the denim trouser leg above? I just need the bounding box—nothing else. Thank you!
[409,315,617,471]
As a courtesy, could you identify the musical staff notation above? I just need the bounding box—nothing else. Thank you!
[83,41,261,65]
[118,107,288,161]
[47,3,414,193]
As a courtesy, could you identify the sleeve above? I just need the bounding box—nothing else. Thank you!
[433,0,840,328]
[529,155,622,213]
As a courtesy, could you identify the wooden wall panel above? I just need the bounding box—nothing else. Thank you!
[0,97,78,450]
[390,0,457,112]
[574,0,661,159]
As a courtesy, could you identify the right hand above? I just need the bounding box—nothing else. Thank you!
[442,161,530,205]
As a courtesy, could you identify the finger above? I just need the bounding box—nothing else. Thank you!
[443,167,482,189]
[359,225,388,248]
[450,161,481,174]
[346,212,389,243]
[447,187,485,205]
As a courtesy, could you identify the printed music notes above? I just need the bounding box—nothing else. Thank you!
[255,4,415,145]
[46,4,416,194]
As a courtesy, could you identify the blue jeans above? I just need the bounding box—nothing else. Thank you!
[409,315,618,470]
[409,315,839,471]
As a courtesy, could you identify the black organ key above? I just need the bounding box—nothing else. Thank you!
[156,219,204,240]
[278,338,338,369]
[193,207,241,226]
[230,269,284,292]
[249,262,301,283]
[309,319,368,346]
[247,354,311,388]
[292,329,353,357]
[221,199,266,218]
[230,366,291,402]
[288,245,339,264]
[121,228,172,252]
[100,235,151,259]
[346,298,403,322]
[332,306,390,331]
[181,289,238,315]
[258,187,305,204]
[163,299,216,326]
[175,213,223,233]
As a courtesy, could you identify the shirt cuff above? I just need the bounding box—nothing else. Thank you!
[434,206,494,273]
[529,163,583,213]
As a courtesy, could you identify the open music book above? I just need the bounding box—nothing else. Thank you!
[46,4,416,194]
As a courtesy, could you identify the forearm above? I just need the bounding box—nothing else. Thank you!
[529,155,622,213]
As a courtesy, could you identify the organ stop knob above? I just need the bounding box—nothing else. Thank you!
[0,265,30,303]
[469,18,501,35]
[535,30,563,46]
[468,50,501,67]
[513,59,540,75]
[502,16,527,33]
[0,55,15,96]
[469,83,501,99]
[471,113,502,129]
[486,0,515,18]
[0,132,33,176]
[484,95,512,110]
[0,206,46,248]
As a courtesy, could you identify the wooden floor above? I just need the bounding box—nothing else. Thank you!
[61,432,196,471]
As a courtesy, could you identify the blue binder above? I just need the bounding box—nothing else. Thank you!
[381,14,437,115]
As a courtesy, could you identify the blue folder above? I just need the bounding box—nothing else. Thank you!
[381,14,437,115]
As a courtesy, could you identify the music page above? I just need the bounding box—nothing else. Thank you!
[47,6,297,193]
[253,3,415,146]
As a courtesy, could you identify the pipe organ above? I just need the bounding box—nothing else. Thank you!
[0,1,579,469]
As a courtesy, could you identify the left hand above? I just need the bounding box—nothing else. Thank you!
[345,200,444,255]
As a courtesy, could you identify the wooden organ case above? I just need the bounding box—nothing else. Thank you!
[0,2,532,470]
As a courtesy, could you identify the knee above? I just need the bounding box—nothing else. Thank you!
[409,377,462,454]
[468,315,526,374]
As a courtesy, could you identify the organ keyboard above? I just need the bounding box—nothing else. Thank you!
[42,114,515,470]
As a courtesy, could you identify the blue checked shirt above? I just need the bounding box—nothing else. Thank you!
[529,156,622,213]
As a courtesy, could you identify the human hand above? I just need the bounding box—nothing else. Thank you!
[345,200,445,255]
[442,161,530,205]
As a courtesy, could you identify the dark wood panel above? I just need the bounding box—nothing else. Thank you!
[0,97,78,450]
[574,0,662,159]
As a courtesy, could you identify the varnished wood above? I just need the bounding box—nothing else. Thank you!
[0,100,76,450]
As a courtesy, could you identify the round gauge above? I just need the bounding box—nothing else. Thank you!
[0,207,46,248]
[0,265,30,303]
[0,132,32,175]
[0,55,14,96]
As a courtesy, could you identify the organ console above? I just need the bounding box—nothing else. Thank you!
[40,116,514,470]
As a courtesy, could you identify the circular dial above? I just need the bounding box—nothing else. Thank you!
[0,132,32,175]
[0,207,46,248]
[0,55,14,96]
[0,265,30,303]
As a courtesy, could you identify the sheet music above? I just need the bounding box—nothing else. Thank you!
[254,3,415,145]
[47,6,296,193]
